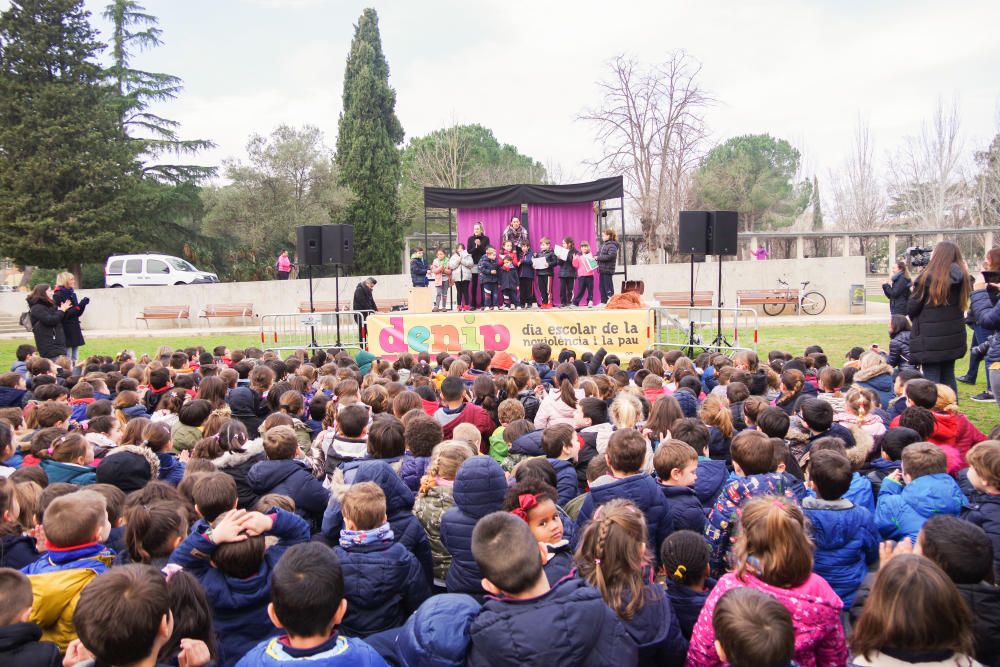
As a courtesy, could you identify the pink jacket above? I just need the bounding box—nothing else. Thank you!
[533,389,582,429]
[572,253,597,278]
[686,572,847,667]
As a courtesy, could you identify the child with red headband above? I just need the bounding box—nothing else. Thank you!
[502,479,572,585]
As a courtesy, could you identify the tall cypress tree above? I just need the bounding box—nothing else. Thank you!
[0,0,139,276]
[336,8,404,275]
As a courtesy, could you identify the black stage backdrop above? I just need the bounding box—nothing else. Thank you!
[423,176,623,209]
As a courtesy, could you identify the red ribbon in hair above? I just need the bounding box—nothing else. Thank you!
[510,493,541,522]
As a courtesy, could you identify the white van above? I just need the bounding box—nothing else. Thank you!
[104,254,219,288]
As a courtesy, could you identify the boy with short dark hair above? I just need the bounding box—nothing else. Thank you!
[575,430,673,557]
[797,398,855,450]
[321,404,370,477]
[333,482,430,637]
[433,376,494,449]
[0,372,28,409]
[653,440,704,533]
[866,426,920,495]
[11,344,36,381]
[468,512,637,666]
[802,450,878,606]
[248,425,330,530]
[192,471,239,523]
[0,567,60,666]
[962,440,1000,579]
[143,367,173,414]
[712,588,794,667]
[530,342,555,385]
[236,543,387,666]
[400,413,442,493]
[876,442,965,542]
[671,417,728,510]
[539,423,581,505]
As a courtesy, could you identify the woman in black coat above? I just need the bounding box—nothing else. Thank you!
[467,222,489,310]
[881,259,911,316]
[26,284,71,360]
[52,272,89,363]
[907,241,970,392]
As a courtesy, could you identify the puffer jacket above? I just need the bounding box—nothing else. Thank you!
[410,255,429,287]
[515,389,541,423]
[882,271,911,316]
[930,411,986,466]
[52,285,87,349]
[0,386,28,408]
[693,458,728,510]
[802,497,879,607]
[468,577,637,667]
[875,473,966,542]
[236,634,387,666]
[956,580,1000,667]
[448,251,474,283]
[668,580,714,641]
[321,460,433,584]
[335,539,432,637]
[0,622,61,667]
[171,422,202,452]
[908,263,969,364]
[477,255,499,286]
[972,288,1000,365]
[38,460,96,485]
[440,456,507,595]
[576,473,674,559]
[27,298,66,360]
[247,458,330,528]
[549,458,580,507]
[413,484,456,583]
[596,239,620,274]
[557,248,578,279]
[616,583,687,667]
[400,452,431,493]
[533,389,579,429]
[393,593,482,667]
[168,509,310,667]
[686,571,847,667]
[227,386,269,438]
[658,482,706,534]
[1,532,39,570]
[963,493,1000,583]
[886,330,915,370]
[854,365,895,411]
[210,438,266,509]
[501,428,544,473]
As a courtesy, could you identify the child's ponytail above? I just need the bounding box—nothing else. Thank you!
[554,363,579,410]
[46,433,88,463]
[141,421,172,452]
[699,395,734,438]
[125,502,187,565]
[734,496,813,588]
[418,441,472,496]
[660,530,710,588]
[574,499,648,620]
[845,387,870,419]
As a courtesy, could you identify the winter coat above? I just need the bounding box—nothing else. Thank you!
[849,653,984,667]
[802,497,879,607]
[685,572,848,667]
[840,472,876,513]
[410,255,429,287]
[477,255,499,286]
[321,461,433,584]
[27,298,66,360]
[882,271,912,316]
[171,422,202,452]
[534,248,557,277]
[963,493,1000,583]
[875,473,966,542]
[971,288,1000,365]
[694,458,729,510]
[515,389,541,423]
[908,263,969,364]
[658,482,706,534]
[543,543,574,586]
[956,580,1000,667]
[550,458,580,506]
[0,622,60,667]
[353,281,378,313]
[706,426,731,464]
[168,509,310,667]
[0,386,28,408]
[227,386,270,439]
[1,532,39,570]
[572,252,597,278]
[930,412,987,466]
[533,388,579,429]
[393,593,481,667]
[557,248,578,279]
[887,330,915,370]
[52,286,88,349]
[499,262,520,290]
[612,583,687,667]
[705,473,798,575]
[156,452,185,486]
[440,456,507,595]
[596,239,620,274]
[518,250,535,278]
[667,581,713,641]
[38,459,96,485]
[430,257,451,287]
[448,251,474,283]
[435,403,494,451]
[335,539,432,637]
[467,233,490,267]
[236,634,388,667]
[413,484,456,583]
[210,438,266,509]
[247,458,330,528]
[576,473,674,559]
[468,577,637,667]
[400,452,430,493]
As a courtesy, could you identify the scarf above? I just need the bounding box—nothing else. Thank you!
[339,521,394,549]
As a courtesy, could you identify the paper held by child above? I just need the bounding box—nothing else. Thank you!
[582,254,598,271]
[531,256,549,270]
[553,245,569,261]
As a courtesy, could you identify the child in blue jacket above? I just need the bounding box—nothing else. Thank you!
[961,440,1000,578]
[334,482,431,637]
[802,450,878,607]
[236,542,388,666]
[247,425,330,531]
[875,442,965,543]
[671,418,728,511]
[660,530,715,641]
[409,247,428,287]
[654,440,705,534]
[538,423,581,506]
[476,248,500,310]
[168,507,310,667]
[517,240,535,308]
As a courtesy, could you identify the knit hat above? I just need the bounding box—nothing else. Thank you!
[355,350,377,376]
[489,351,515,373]
[96,445,159,493]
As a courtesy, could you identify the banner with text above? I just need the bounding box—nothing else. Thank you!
[365,310,651,359]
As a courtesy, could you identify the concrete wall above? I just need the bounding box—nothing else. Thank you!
[0,256,865,330]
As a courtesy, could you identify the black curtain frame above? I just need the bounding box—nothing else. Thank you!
[423,176,623,209]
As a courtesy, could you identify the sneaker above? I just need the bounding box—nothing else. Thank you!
[971,391,995,402]
[957,375,976,385]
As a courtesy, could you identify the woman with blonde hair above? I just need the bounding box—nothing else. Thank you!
[52,272,89,363]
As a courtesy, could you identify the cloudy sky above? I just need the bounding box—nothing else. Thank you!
[66,0,1000,183]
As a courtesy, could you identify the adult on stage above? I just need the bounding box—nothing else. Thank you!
[595,227,620,303]
[467,222,489,309]
[353,277,378,320]
[502,216,529,256]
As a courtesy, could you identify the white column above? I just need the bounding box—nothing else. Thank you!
[888,234,897,263]
[985,230,994,251]
[936,232,945,245]
[842,235,851,257]
[796,235,805,259]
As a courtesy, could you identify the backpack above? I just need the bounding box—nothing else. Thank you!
[19,311,32,332]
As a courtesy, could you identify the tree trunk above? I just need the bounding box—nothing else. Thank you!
[69,262,83,289]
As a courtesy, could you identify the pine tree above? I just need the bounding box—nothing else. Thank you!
[812,175,824,230]
[335,8,404,275]
[0,0,140,275]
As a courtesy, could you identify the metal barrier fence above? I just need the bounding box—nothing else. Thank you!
[259,311,367,351]
[649,306,758,356]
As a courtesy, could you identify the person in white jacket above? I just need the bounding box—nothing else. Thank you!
[533,362,585,429]
[449,244,475,312]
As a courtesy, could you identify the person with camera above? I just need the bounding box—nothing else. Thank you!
[881,259,911,316]
[959,247,1000,402]
[907,241,970,393]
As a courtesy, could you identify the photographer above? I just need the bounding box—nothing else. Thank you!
[967,248,1000,406]
[907,241,970,393]
[959,247,1000,402]
[881,258,912,316]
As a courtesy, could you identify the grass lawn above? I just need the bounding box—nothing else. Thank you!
[2,320,995,432]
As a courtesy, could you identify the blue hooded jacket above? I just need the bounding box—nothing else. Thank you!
[400,452,431,493]
[855,373,895,413]
[549,458,579,507]
[156,452,185,486]
[439,456,507,595]
[875,473,966,542]
[616,583,687,667]
[693,458,728,510]
[168,509,310,667]
[468,577,637,667]
[962,492,1000,579]
[393,593,481,667]
[0,386,27,408]
[321,460,433,584]
[576,474,674,560]
[248,459,330,528]
[236,634,388,667]
[667,580,714,641]
[336,539,432,638]
[657,482,705,534]
[802,497,879,607]
[38,460,96,485]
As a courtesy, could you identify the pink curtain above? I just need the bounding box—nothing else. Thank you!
[456,206,521,250]
[528,202,595,305]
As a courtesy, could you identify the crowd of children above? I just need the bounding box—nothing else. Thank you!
[0,337,997,666]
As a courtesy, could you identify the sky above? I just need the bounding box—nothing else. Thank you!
[19,1,1000,185]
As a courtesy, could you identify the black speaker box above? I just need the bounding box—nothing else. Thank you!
[296,225,323,266]
[321,224,355,265]
[678,211,709,254]
[708,211,738,256]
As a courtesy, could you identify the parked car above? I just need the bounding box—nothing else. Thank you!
[104,254,218,288]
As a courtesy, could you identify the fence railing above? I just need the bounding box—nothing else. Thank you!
[259,311,367,351]
[649,306,758,356]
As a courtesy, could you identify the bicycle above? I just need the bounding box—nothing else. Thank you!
[762,279,827,316]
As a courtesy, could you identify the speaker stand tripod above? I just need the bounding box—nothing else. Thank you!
[707,255,731,350]
[307,265,318,349]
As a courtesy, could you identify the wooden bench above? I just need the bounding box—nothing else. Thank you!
[653,291,714,307]
[737,289,799,316]
[298,299,407,314]
[199,303,255,324]
[136,306,190,328]
[377,298,407,312]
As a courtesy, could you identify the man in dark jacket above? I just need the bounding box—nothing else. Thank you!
[352,277,378,317]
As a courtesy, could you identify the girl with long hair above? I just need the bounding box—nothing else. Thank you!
[534,362,581,429]
[413,441,472,586]
[25,283,71,360]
